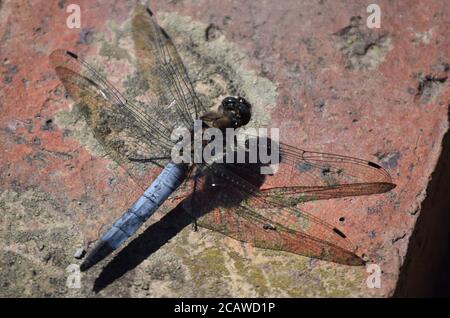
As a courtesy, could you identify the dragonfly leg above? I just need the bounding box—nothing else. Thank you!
[190,172,199,232]
[128,156,172,168]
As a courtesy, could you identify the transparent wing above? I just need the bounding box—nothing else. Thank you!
[50,49,177,187]
[131,5,207,129]
[185,162,365,265]
[260,142,395,204]
[223,132,395,205]
[179,133,395,265]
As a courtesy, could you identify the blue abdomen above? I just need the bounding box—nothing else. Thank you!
[80,162,188,271]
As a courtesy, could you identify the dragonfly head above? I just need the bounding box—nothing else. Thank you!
[219,96,252,128]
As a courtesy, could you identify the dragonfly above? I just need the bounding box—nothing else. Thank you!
[50,5,395,271]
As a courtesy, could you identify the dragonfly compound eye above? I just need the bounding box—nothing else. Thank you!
[236,97,252,126]
[220,96,252,127]
[221,96,238,111]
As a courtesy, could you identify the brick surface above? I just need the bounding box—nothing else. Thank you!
[0,0,449,297]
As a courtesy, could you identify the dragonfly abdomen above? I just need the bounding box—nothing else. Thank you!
[80,162,188,271]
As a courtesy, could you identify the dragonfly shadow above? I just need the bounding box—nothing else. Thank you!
[92,203,192,293]
[92,136,272,293]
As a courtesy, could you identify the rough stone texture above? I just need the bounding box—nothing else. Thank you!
[0,0,449,297]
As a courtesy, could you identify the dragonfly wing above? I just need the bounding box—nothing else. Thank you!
[131,5,207,127]
[262,142,395,204]
[183,163,364,266]
[50,49,176,188]
[226,133,395,205]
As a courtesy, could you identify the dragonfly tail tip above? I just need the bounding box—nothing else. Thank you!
[79,239,114,271]
[80,259,92,272]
